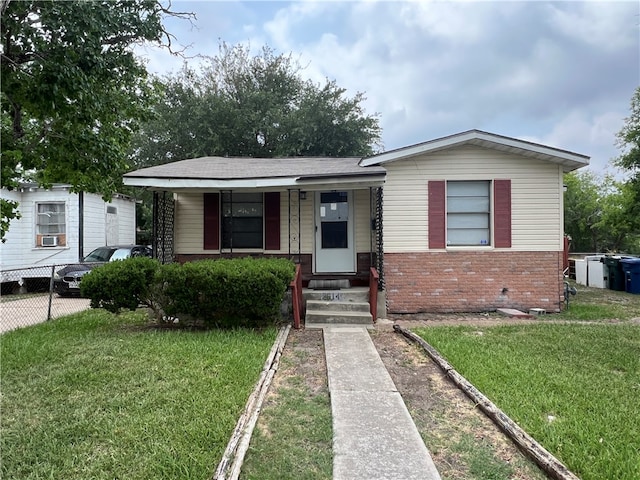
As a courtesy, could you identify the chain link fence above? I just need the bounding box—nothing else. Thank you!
[1,265,91,334]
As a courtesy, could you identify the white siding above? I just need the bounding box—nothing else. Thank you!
[383,145,564,253]
[0,187,136,272]
[83,193,106,252]
[112,197,136,245]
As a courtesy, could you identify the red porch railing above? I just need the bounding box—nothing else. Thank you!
[290,264,303,329]
[369,267,379,323]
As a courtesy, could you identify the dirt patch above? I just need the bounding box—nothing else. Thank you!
[389,312,544,328]
[267,325,546,479]
[272,328,327,396]
[370,328,547,479]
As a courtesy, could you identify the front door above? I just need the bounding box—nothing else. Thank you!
[314,191,355,273]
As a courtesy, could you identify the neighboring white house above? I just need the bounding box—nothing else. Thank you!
[0,183,136,288]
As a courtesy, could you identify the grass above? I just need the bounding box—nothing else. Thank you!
[1,309,277,480]
[553,281,640,321]
[451,436,515,480]
[413,323,640,480]
[240,335,333,480]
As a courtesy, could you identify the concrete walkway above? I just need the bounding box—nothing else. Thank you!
[324,326,441,480]
[0,295,90,334]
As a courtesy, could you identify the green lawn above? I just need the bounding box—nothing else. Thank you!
[413,323,640,480]
[241,331,333,480]
[1,310,277,480]
[554,281,640,321]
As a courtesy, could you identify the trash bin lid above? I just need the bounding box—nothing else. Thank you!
[620,258,640,272]
[620,258,640,264]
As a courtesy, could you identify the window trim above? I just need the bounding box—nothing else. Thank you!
[35,202,67,247]
[446,180,491,247]
[428,179,512,250]
[221,192,264,250]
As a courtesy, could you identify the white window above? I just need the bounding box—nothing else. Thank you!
[447,181,490,246]
[36,203,66,246]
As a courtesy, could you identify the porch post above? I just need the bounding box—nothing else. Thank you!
[287,189,301,264]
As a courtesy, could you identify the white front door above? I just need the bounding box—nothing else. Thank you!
[314,191,355,273]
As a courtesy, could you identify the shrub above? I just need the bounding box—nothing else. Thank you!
[156,258,295,328]
[81,257,160,313]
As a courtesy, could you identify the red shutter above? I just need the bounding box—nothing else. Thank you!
[428,181,446,249]
[264,192,280,250]
[494,179,512,248]
[203,193,220,250]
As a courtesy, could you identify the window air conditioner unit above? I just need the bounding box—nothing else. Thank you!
[42,236,58,247]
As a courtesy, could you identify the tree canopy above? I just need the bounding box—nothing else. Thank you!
[0,0,191,239]
[564,171,639,253]
[130,43,382,169]
[616,86,640,176]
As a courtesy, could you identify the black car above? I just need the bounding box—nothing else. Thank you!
[54,245,152,296]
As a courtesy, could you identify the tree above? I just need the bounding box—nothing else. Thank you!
[564,171,639,253]
[0,0,192,240]
[614,86,640,241]
[616,86,640,176]
[564,171,602,252]
[130,43,382,169]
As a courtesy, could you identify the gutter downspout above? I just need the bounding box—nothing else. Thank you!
[78,191,84,262]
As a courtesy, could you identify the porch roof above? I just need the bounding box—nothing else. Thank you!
[360,129,590,172]
[123,156,386,190]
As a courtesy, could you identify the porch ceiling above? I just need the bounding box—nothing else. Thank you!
[123,156,386,190]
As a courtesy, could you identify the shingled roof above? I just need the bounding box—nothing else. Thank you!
[123,156,386,189]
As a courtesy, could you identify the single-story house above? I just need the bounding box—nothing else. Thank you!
[123,130,589,316]
[0,183,136,288]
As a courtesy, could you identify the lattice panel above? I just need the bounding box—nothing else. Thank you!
[375,187,384,289]
[153,191,175,264]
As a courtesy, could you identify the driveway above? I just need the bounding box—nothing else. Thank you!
[0,294,90,334]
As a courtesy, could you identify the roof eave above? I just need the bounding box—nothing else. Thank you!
[360,130,590,170]
[123,173,386,190]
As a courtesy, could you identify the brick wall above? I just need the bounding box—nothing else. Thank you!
[384,251,564,313]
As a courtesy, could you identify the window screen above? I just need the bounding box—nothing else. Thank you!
[221,192,263,248]
[447,181,490,246]
[37,203,66,235]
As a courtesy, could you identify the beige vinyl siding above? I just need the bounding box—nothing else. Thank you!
[355,189,372,252]
[175,191,315,255]
[383,145,564,253]
[299,196,314,254]
[174,193,205,254]
[174,190,375,256]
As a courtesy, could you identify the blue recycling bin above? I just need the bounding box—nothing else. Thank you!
[620,258,640,294]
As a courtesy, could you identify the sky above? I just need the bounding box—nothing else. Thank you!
[136,0,640,176]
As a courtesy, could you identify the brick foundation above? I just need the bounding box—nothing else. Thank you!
[384,251,564,314]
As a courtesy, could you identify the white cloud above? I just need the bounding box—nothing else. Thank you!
[547,1,638,51]
[138,0,638,175]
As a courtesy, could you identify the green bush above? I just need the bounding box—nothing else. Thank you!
[81,257,160,313]
[156,258,295,328]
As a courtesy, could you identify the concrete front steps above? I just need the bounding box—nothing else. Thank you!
[304,287,373,328]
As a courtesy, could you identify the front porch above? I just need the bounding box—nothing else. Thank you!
[289,264,383,329]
